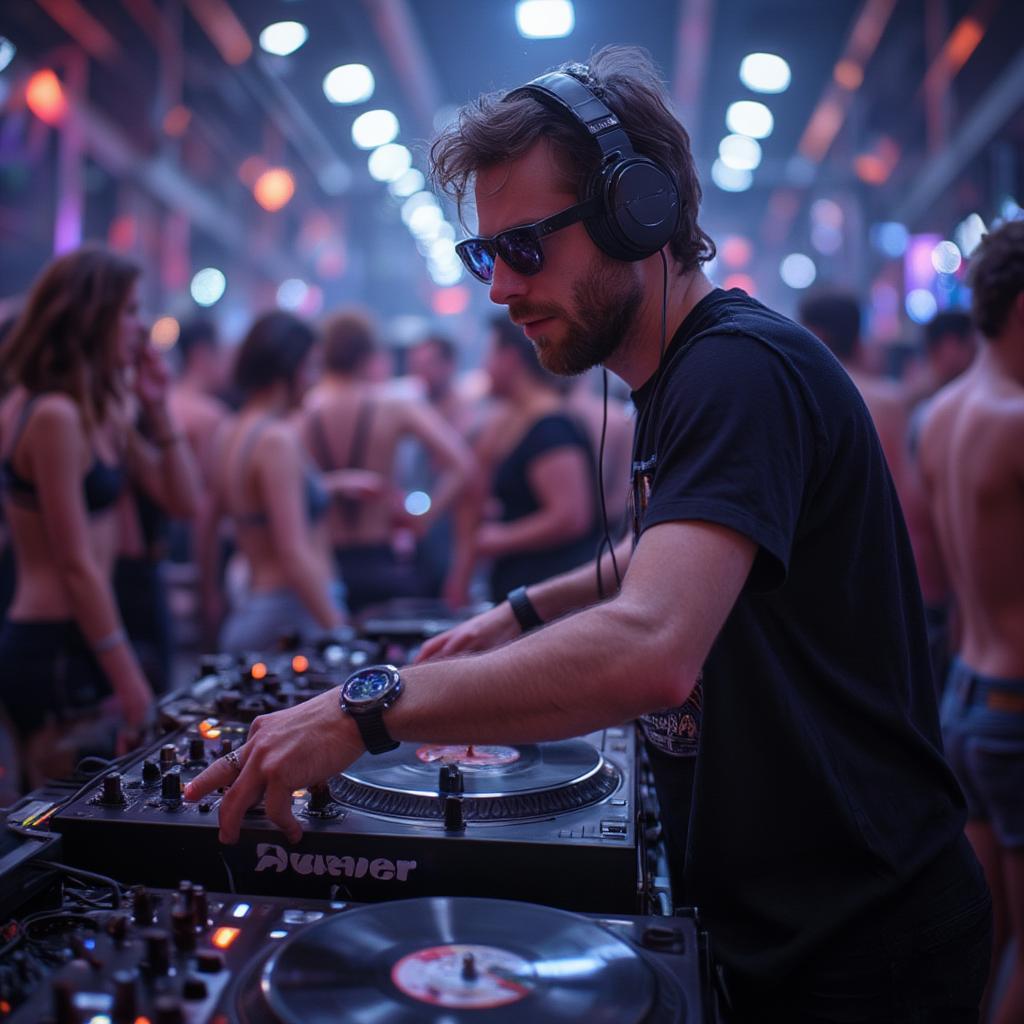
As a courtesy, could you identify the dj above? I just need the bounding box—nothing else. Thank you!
[188,47,991,1020]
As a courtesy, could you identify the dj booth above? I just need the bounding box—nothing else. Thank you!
[1,612,724,1022]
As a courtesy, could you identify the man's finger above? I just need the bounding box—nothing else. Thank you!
[216,763,264,845]
[264,783,302,845]
[184,747,246,803]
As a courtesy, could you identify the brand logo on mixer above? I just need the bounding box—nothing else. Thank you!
[255,843,418,882]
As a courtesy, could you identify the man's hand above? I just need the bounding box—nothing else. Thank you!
[183,688,364,845]
[414,601,522,663]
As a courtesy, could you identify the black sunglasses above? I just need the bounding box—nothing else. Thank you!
[456,197,601,284]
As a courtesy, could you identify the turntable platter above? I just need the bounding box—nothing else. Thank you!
[259,897,656,1023]
[332,740,620,821]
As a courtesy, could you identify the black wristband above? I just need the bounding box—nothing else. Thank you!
[507,586,543,633]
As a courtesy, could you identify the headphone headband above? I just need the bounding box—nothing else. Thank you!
[504,71,636,168]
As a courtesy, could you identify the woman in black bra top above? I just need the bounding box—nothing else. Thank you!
[0,245,200,792]
[204,312,382,653]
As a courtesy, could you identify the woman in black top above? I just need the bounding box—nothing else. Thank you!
[0,246,198,789]
[446,316,601,606]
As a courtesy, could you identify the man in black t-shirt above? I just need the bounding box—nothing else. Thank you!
[187,48,991,1020]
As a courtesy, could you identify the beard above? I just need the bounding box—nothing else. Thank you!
[509,256,643,377]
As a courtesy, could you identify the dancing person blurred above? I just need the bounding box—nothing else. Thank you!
[167,318,232,640]
[301,310,472,615]
[919,221,1024,1024]
[0,245,199,787]
[445,316,601,607]
[798,289,910,492]
[206,312,357,653]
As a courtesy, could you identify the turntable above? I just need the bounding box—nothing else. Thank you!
[45,727,646,913]
[233,897,719,1023]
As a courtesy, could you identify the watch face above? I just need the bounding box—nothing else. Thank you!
[344,667,395,706]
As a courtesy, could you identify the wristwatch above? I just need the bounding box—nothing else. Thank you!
[338,664,403,754]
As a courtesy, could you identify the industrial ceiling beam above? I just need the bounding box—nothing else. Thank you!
[671,0,715,150]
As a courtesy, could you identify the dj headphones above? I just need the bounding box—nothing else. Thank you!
[504,67,681,263]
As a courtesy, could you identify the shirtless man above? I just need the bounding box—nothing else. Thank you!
[798,290,910,492]
[301,311,473,614]
[919,220,1024,1024]
[167,319,231,638]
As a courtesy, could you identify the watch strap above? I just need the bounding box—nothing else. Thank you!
[507,585,543,632]
[352,710,400,755]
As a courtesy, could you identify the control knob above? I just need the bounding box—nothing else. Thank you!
[99,772,127,806]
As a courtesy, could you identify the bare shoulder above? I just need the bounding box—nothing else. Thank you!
[27,392,82,434]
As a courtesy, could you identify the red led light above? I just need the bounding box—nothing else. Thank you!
[250,662,268,681]
[291,655,309,674]
[211,926,240,949]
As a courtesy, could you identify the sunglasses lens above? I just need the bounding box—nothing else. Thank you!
[456,239,495,283]
[497,229,544,275]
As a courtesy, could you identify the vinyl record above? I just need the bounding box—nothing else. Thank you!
[333,739,620,821]
[260,897,656,1023]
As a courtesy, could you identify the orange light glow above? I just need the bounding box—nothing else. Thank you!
[833,59,863,91]
[0,999,11,1013]
[720,235,753,269]
[162,104,191,137]
[946,17,983,75]
[854,154,890,186]
[199,719,222,739]
[291,655,309,674]
[253,168,295,212]
[212,926,240,949]
[723,273,756,296]
[134,1017,152,1024]
[26,69,67,125]
[151,317,180,350]
[250,662,268,681]
[432,286,470,317]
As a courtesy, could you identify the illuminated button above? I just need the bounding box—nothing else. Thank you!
[249,662,268,681]
[282,909,323,925]
[211,927,240,950]
[230,903,251,919]
[291,654,309,674]
[198,719,220,738]
[269,929,288,939]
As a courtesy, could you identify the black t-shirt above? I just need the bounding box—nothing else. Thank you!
[489,413,601,602]
[630,288,966,985]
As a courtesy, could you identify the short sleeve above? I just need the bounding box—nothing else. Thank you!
[522,414,589,459]
[638,334,818,590]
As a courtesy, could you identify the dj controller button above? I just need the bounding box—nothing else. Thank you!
[159,744,178,768]
[98,773,127,807]
[610,798,627,806]
[194,951,224,974]
[141,760,161,787]
[181,976,208,1001]
[111,968,139,1019]
[197,801,213,813]
[142,929,171,976]
[282,909,323,925]
[187,738,207,765]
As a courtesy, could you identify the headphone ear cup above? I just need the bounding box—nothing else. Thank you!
[581,164,632,261]
[598,158,680,262]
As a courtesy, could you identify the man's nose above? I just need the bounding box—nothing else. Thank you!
[488,255,528,307]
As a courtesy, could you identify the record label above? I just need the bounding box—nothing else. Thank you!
[391,943,533,1009]
[415,744,521,768]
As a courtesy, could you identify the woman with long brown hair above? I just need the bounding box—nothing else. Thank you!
[0,244,198,788]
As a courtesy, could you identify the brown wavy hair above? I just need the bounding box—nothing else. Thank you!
[0,244,139,426]
[430,45,715,274]
[969,220,1024,339]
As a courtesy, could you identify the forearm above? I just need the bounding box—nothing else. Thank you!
[527,534,632,622]
[390,592,686,744]
[144,404,202,518]
[481,507,588,558]
[63,564,148,691]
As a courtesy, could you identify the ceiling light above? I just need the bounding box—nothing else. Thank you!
[277,279,308,311]
[323,64,374,105]
[253,168,295,212]
[725,100,773,140]
[408,205,445,238]
[258,22,308,57]
[779,254,817,290]
[515,0,575,39]
[870,221,908,258]
[0,37,16,74]
[954,213,986,258]
[739,53,791,94]
[711,159,752,192]
[401,191,439,225]
[718,134,762,171]
[150,317,180,349]
[931,240,962,275]
[191,268,226,307]
[351,109,398,150]
[389,168,425,199]
[368,143,412,183]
